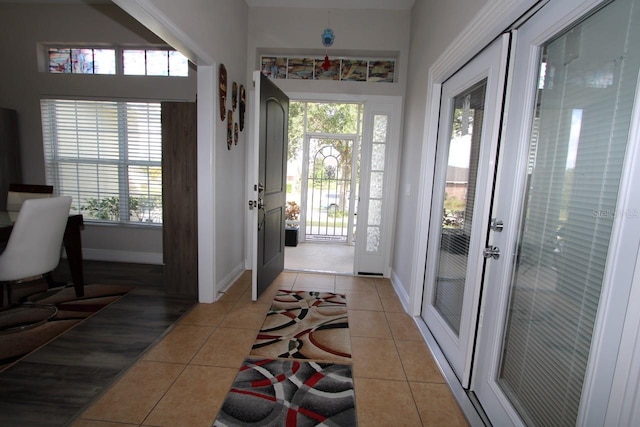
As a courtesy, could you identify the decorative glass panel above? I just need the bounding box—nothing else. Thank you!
[146,50,169,76]
[368,60,395,82]
[372,143,386,171]
[314,58,341,80]
[373,115,388,142]
[123,50,146,75]
[366,226,380,252]
[49,48,71,73]
[370,172,384,199]
[341,59,368,81]
[71,49,94,74]
[368,199,382,226]
[261,57,288,79]
[169,51,188,76]
[93,49,116,74]
[287,58,314,79]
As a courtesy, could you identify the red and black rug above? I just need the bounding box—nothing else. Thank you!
[213,358,356,427]
[250,290,351,363]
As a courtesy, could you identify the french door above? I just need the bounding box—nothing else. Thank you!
[472,0,640,425]
[421,35,509,387]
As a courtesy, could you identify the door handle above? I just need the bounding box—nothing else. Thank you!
[483,246,500,260]
[490,218,504,232]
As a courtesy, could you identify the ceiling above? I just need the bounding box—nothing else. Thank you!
[244,0,415,10]
[0,0,415,10]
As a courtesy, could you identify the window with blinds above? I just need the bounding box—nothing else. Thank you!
[41,99,162,225]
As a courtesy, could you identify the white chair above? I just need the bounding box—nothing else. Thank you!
[0,196,72,306]
[6,183,54,221]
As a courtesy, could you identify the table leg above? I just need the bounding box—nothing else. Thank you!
[63,215,85,297]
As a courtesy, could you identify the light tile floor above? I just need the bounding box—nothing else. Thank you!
[72,271,469,427]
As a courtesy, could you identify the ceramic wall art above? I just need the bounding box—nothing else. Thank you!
[232,81,238,111]
[239,84,246,131]
[219,64,227,121]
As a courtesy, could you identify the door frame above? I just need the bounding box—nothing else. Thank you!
[270,92,402,278]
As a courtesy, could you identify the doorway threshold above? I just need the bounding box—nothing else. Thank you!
[284,242,354,275]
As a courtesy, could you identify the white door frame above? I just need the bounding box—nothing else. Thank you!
[285,93,402,278]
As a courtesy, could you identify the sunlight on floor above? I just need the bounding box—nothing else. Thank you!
[284,242,354,274]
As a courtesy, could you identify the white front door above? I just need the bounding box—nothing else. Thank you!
[354,97,402,276]
[473,0,640,425]
[420,35,509,387]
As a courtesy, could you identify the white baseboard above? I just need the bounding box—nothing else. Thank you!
[214,263,247,301]
[389,269,412,313]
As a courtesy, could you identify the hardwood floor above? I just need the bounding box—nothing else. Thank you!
[0,261,196,427]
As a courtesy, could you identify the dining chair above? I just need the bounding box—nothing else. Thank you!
[6,183,54,221]
[0,196,72,306]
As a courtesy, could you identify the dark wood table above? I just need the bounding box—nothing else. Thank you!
[0,212,85,297]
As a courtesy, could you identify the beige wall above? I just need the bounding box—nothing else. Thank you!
[0,3,197,263]
[392,0,490,297]
[247,6,410,97]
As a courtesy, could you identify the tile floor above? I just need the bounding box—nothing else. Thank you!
[71,271,469,427]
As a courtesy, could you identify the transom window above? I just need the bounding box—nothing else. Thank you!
[47,47,188,77]
[41,99,163,225]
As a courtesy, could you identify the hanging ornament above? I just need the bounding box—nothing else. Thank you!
[322,28,335,47]
[322,54,331,71]
[322,10,334,47]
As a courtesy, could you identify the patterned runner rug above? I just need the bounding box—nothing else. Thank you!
[250,290,351,363]
[214,290,356,426]
[213,358,356,427]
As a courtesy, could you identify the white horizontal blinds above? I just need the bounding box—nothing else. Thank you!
[497,0,639,425]
[433,81,486,335]
[41,99,162,224]
[125,103,162,223]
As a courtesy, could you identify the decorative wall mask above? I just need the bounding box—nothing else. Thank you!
[219,64,227,121]
[227,110,233,149]
[239,85,246,131]
[232,81,238,111]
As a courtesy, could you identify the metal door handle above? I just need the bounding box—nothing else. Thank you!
[490,218,504,232]
[483,246,500,260]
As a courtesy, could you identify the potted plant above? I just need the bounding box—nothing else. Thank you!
[285,201,300,246]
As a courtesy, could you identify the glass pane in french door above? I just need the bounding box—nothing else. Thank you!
[497,0,640,424]
[434,80,487,334]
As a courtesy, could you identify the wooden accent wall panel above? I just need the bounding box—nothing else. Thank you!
[0,108,22,211]
[162,102,198,297]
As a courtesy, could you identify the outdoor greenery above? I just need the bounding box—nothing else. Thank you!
[81,196,161,223]
[288,102,361,161]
